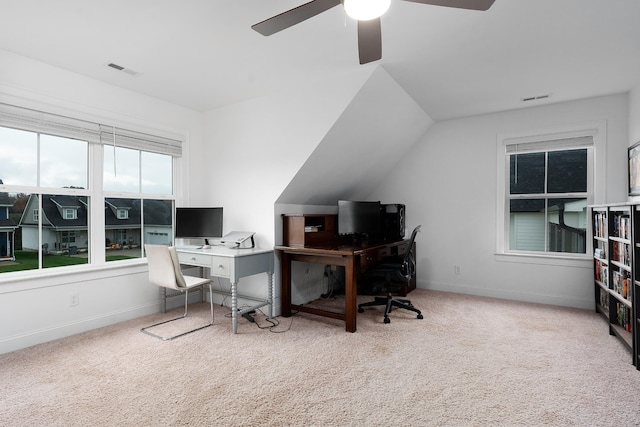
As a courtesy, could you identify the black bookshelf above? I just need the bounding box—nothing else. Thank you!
[590,204,636,368]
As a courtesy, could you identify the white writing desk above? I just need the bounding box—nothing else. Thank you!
[175,246,274,334]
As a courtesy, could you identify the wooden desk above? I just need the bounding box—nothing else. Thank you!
[176,246,274,334]
[275,239,413,332]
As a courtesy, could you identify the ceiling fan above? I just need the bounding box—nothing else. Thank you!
[251,0,495,65]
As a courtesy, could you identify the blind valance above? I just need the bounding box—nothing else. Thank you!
[504,135,594,154]
[0,103,182,156]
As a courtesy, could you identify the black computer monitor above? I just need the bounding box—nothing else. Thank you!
[337,200,382,237]
[175,207,223,240]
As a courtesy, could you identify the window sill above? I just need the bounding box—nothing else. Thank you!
[495,252,591,268]
[0,259,148,294]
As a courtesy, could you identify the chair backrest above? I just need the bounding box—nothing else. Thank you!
[399,225,421,280]
[403,225,421,263]
[144,244,186,290]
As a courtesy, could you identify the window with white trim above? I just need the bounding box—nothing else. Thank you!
[63,208,77,220]
[499,130,596,258]
[0,102,181,274]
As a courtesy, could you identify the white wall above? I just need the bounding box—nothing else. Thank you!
[0,50,204,354]
[277,66,433,205]
[200,67,377,312]
[371,94,629,309]
[629,85,640,148]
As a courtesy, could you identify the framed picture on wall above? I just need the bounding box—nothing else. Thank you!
[629,141,640,196]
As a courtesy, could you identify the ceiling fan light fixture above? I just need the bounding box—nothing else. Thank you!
[344,0,391,21]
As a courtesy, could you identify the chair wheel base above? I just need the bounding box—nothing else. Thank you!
[384,317,390,324]
[417,314,424,319]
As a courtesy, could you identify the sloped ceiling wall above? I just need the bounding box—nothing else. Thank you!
[276,66,433,206]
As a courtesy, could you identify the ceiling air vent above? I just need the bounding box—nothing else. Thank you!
[107,62,140,77]
[521,94,551,102]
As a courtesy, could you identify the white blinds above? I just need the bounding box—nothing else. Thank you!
[0,103,182,156]
[505,136,593,154]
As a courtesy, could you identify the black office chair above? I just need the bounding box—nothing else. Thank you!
[357,225,423,324]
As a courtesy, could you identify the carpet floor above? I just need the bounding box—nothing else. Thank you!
[0,289,638,426]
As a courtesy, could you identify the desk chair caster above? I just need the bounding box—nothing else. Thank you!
[358,295,424,324]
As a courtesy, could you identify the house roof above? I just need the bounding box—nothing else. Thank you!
[105,198,172,228]
[20,195,172,229]
[0,218,17,229]
[42,195,88,229]
[0,193,12,206]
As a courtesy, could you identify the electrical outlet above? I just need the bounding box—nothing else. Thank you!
[454,265,461,275]
[70,292,79,307]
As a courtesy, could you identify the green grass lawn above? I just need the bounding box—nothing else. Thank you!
[0,251,137,273]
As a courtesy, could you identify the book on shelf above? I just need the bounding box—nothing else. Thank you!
[304,225,322,232]
[613,214,631,239]
[611,270,631,298]
[612,241,631,266]
[616,303,632,332]
[593,212,606,238]
[599,288,609,311]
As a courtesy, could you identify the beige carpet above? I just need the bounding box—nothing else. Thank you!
[1,289,638,426]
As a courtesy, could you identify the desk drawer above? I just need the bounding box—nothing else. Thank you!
[178,252,211,268]
[211,258,231,278]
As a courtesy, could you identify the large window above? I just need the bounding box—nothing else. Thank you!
[0,103,181,274]
[104,145,174,262]
[499,131,596,258]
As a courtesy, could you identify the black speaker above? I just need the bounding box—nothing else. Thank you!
[381,204,405,241]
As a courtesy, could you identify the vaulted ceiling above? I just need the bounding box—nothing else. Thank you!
[1,0,639,121]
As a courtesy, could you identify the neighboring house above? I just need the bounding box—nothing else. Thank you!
[19,194,89,254]
[104,198,172,248]
[510,199,587,253]
[0,180,18,261]
[19,195,172,253]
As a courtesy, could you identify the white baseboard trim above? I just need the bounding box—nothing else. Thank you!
[417,280,594,310]
[0,303,158,355]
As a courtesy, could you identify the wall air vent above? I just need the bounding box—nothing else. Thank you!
[106,62,140,77]
[521,94,551,102]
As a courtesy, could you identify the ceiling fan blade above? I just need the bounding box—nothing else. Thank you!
[357,18,382,65]
[400,0,495,11]
[252,0,342,36]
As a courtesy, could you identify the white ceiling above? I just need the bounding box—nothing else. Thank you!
[1,0,639,121]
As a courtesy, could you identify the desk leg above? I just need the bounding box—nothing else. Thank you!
[345,255,357,333]
[280,252,292,317]
[267,272,274,318]
[231,280,238,334]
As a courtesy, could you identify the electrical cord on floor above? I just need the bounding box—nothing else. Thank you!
[252,307,295,333]
[219,305,294,333]
[208,278,295,333]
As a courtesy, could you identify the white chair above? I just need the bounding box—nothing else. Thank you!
[142,244,214,340]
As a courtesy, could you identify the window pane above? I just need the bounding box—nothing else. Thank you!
[509,198,587,254]
[510,152,544,194]
[547,149,587,193]
[0,127,37,186]
[143,199,173,247]
[41,194,89,268]
[106,198,142,261]
[509,199,545,251]
[40,134,88,189]
[103,146,140,193]
[141,152,172,195]
[0,191,32,273]
[547,198,587,253]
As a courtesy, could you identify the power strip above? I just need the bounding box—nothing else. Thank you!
[242,312,255,323]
